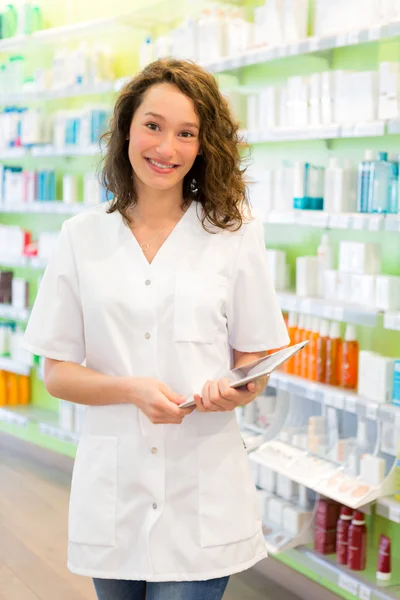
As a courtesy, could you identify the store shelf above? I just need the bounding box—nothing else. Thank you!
[250,439,395,508]
[384,312,400,331]
[0,255,49,270]
[0,201,88,215]
[30,144,100,157]
[263,514,315,555]
[277,291,379,327]
[0,147,27,160]
[0,357,31,376]
[267,371,399,424]
[281,546,400,600]
[244,121,386,144]
[0,304,30,322]
[204,22,400,73]
[376,496,400,524]
[265,211,396,232]
[0,405,79,444]
[0,79,118,104]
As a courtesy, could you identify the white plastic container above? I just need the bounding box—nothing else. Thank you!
[317,234,334,298]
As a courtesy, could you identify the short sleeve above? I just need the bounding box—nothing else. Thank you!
[22,221,85,363]
[226,216,290,352]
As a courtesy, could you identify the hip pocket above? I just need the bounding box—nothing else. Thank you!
[69,436,117,547]
[198,430,259,547]
[173,273,227,344]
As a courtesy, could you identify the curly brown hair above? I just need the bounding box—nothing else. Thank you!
[101,58,250,231]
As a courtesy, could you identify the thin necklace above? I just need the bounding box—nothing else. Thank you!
[133,204,189,253]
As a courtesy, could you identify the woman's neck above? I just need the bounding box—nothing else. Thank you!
[132,180,185,222]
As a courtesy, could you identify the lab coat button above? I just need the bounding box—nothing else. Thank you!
[145,279,151,286]
[145,332,151,339]
[151,447,158,454]
[152,503,158,510]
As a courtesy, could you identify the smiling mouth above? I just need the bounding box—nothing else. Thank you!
[145,158,179,169]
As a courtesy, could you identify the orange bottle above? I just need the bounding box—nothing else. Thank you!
[285,312,298,374]
[0,371,7,405]
[6,372,19,406]
[301,316,312,379]
[307,317,320,381]
[19,375,30,405]
[293,314,305,376]
[316,320,329,383]
[341,325,359,390]
[325,322,342,386]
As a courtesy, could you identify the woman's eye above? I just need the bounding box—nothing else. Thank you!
[180,131,195,138]
[146,123,160,131]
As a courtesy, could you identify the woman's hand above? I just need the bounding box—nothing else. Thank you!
[193,376,268,412]
[128,377,195,424]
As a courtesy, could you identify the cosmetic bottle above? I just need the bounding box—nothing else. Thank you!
[307,317,320,381]
[325,322,341,387]
[316,320,329,383]
[348,510,367,571]
[336,506,353,566]
[6,371,19,405]
[347,419,369,477]
[285,312,298,374]
[341,324,359,389]
[357,150,376,213]
[301,316,312,379]
[315,497,340,555]
[293,314,305,376]
[388,153,399,214]
[377,535,391,584]
[370,152,391,214]
[0,370,7,405]
[18,374,30,405]
[317,234,334,298]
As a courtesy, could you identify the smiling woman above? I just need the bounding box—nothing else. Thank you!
[101,58,249,232]
[21,57,289,600]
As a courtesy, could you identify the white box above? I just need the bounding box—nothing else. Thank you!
[249,460,260,486]
[259,465,276,493]
[283,505,310,535]
[266,250,287,291]
[267,497,287,527]
[339,241,381,275]
[360,454,386,486]
[337,272,352,301]
[277,474,299,501]
[358,351,394,404]
[375,275,400,311]
[296,256,319,297]
[11,278,29,309]
[256,489,271,521]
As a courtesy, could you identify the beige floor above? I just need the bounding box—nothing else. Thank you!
[0,439,301,600]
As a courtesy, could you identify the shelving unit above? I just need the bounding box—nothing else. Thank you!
[244,121,388,144]
[265,211,400,233]
[0,357,31,376]
[0,304,30,323]
[277,292,380,328]
[0,201,88,215]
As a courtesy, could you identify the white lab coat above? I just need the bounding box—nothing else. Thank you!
[22,200,289,582]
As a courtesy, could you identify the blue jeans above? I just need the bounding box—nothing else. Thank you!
[93,577,229,600]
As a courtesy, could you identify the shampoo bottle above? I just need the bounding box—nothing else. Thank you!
[325,321,341,386]
[307,317,320,381]
[317,320,329,383]
[341,324,359,389]
[336,505,353,566]
[370,152,391,214]
[348,510,367,571]
[293,314,305,376]
[317,234,334,298]
[301,316,312,378]
[285,312,298,374]
[357,150,376,213]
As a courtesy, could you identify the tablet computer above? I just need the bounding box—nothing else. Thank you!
[179,340,309,409]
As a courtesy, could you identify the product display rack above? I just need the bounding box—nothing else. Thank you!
[2,2,400,600]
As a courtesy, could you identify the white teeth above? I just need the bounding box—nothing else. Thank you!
[148,158,175,169]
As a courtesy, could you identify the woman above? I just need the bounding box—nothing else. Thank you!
[22,59,289,600]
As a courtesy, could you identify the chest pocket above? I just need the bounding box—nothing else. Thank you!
[173,273,227,344]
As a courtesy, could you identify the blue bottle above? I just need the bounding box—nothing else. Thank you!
[357,150,375,213]
[370,152,391,214]
[388,154,399,214]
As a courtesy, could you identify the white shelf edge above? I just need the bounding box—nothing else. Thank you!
[264,211,396,232]
[376,496,400,524]
[244,121,387,144]
[285,546,399,600]
[0,357,31,376]
[250,440,396,509]
[0,406,79,444]
[277,291,379,327]
[0,80,118,104]
[268,371,399,424]
[0,201,89,215]
[203,22,400,73]
[0,304,30,323]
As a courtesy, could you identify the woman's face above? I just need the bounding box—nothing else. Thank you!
[128,83,201,194]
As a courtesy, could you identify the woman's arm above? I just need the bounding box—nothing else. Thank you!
[44,358,131,406]
[44,358,194,423]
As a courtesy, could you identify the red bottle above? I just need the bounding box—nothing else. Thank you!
[336,506,353,565]
[348,510,367,571]
[315,497,340,555]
